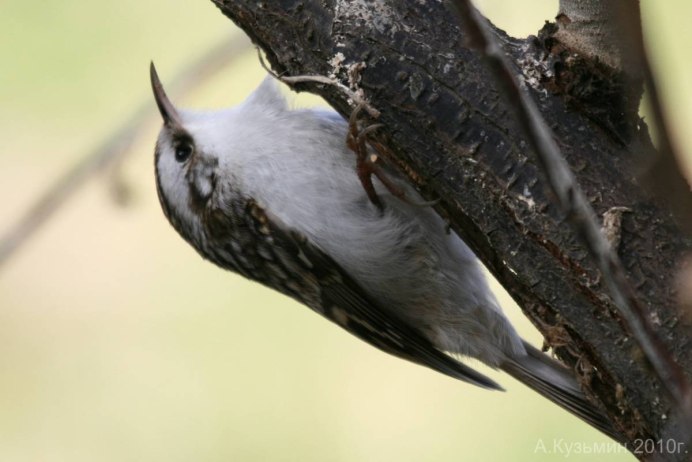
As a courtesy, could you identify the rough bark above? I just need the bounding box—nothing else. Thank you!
[210,0,691,454]
[556,0,692,236]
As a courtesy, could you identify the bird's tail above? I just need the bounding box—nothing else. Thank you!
[500,341,624,444]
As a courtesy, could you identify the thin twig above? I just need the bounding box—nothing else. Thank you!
[449,0,692,410]
[257,48,381,118]
[0,35,252,267]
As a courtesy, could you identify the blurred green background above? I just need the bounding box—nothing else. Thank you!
[1,1,690,461]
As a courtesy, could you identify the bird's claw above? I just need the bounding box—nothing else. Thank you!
[346,104,410,210]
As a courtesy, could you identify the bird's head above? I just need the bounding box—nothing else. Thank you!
[150,62,289,254]
[150,62,217,250]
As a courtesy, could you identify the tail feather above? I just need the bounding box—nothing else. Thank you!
[501,341,625,444]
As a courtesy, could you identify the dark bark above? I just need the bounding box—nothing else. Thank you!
[210,0,692,453]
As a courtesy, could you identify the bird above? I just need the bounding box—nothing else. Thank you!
[149,62,621,442]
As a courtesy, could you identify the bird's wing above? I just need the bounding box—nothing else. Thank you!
[206,199,623,442]
[240,199,502,391]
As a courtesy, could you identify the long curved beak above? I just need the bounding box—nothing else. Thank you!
[150,62,183,127]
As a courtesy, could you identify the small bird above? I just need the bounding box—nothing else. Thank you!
[150,62,620,441]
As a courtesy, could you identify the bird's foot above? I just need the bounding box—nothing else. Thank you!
[346,104,438,210]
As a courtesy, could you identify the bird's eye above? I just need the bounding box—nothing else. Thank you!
[175,143,193,163]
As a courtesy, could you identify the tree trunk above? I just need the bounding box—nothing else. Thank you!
[211,0,692,455]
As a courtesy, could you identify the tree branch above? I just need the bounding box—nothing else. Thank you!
[555,0,692,237]
[211,0,692,452]
[453,0,691,416]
